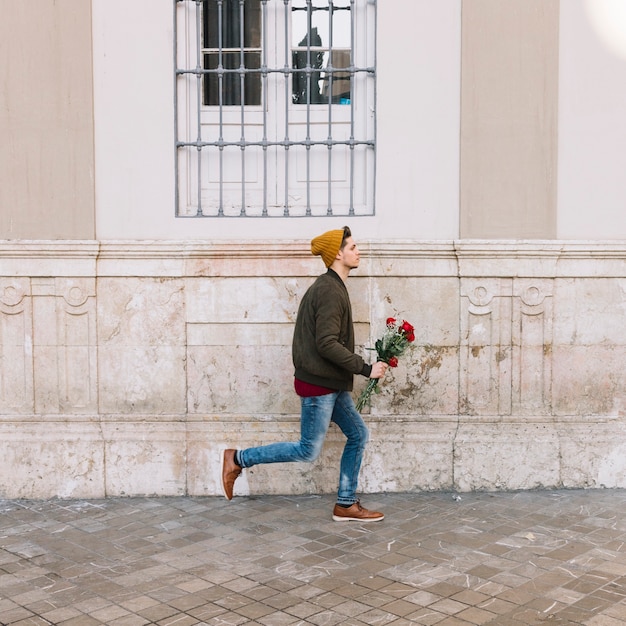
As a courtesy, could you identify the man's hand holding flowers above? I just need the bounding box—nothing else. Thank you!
[355,317,416,411]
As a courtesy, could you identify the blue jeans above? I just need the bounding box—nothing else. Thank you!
[238,391,369,505]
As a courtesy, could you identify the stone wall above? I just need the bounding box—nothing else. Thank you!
[1,240,626,498]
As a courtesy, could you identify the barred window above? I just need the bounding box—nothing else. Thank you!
[175,0,376,217]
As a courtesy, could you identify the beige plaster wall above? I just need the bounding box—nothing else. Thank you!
[0,0,95,239]
[459,0,559,238]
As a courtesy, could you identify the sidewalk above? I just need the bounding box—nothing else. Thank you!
[1,490,626,625]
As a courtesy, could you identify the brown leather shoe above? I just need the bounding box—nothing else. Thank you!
[220,449,242,500]
[332,501,384,522]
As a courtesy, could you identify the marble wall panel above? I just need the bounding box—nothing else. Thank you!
[0,422,104,498]
[512,279,553,416]
[363,420,457,492]
[553,278,626,346]
[551,345,626,416]
[0,278,33,413]
[187,343,298,414]
[97,277,186,414]
[369,277,460,347]
[550,277,626,416]
[353,321,371,357]
[97,277,186,345]
[559,422,626,488]
[1,276,97,415]
[460,278,513,415]
[453,422,560,491]
[98,346,187,414]
[32,277,97,414]
[359,345,459,417]
[346,276,371,324]
[460,277,555,417]
[32,278,60,412]
[184,276,309,324]
[355,277,460,415]
[187,321,298,415]
[103,422,187,496]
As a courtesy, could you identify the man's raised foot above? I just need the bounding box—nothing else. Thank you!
[220,449,242,500]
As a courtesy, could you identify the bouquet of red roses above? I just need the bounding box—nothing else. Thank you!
[355,317,416,411]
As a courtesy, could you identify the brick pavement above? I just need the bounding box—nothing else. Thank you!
[1,490,626,625]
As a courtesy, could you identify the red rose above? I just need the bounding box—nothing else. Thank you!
[386,317,396,326]
[406,332,415,343]
[388,356,399,367]
[401,320,414,333]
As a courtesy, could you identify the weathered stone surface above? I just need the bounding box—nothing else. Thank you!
[2,240,626,497]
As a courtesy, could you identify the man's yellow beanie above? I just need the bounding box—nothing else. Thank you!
[311,229,344,267]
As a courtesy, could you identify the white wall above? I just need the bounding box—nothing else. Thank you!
[92,0,176,240]
[92,0,462,241]
[376,0,461,240]
[558,1,626,238]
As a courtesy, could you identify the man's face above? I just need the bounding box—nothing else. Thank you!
[337,236,360,269]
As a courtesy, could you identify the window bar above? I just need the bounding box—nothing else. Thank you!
[282,0,290,216]
[348,0,355,216]
[217,0,225,216]
[372,0,377,216]
[326,0,334,216]
[195,0,204,216]
[261,0,268,216]
[305,1,313,216]
[174,0,180,216]
[239,0,246,216]
[175,0,375,218]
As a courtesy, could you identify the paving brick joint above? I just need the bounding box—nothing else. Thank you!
[1,490,626,625]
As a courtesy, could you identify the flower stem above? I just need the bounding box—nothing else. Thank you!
[355,378,379,412]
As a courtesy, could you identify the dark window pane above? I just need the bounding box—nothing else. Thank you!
[204,52,261,106]
[203,0,262,106]
[204,0,261,47]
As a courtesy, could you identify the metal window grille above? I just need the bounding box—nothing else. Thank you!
[174,0,376,217]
